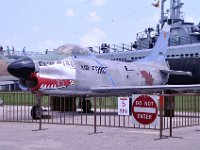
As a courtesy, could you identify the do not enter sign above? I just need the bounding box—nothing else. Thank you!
[132,95,159,125]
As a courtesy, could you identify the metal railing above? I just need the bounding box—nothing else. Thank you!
[0,92,200,137]
[0,50,44,58]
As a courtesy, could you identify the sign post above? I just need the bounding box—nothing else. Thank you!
[132,95,159,126]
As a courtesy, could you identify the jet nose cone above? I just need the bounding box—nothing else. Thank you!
[7,57,35,78]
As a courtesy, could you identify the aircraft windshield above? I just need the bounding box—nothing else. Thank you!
[54,44,92,57]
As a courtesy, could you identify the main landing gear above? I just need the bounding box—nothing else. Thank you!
[30,95,93,119]
[31,105,43,120]
[79,96,92,113]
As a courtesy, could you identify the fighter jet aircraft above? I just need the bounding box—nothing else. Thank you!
[7,24,199,96]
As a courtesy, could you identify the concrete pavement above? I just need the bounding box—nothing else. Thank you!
[0,122,200,150]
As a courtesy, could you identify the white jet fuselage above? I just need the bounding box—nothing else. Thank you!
[8,25,175,95]
[31,57,168,95]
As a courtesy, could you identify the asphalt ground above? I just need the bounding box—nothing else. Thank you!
[0,122,200,150]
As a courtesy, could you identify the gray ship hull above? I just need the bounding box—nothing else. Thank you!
[167,58,200,84]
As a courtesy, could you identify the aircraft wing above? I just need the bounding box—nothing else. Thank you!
[91,84,200,95]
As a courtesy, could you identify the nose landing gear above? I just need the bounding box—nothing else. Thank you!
[30,93,44,120]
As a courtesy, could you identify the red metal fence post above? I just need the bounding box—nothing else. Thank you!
[170,96,173,137]
[159,95,164,138]
[94,97,97,133]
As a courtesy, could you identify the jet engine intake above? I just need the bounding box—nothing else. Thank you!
[18,72,74,92]
[19,77,38,89]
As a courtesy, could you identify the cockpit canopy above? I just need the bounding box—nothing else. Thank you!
[54,44,92,56]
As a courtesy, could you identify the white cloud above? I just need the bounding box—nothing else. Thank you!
[65,9,75,17]
[91,0,107,6]
[80,28,106,47]
[87,11,101,21]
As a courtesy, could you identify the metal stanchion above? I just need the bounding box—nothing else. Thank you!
[168,95,182,139]
[32,93,47,131]
[159,95,164,139]
[94,97,97,133]
[39,95,42,130]
[89,97,103,135]
[170,96,173,137]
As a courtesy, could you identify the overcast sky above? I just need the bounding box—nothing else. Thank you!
[0,0,199,52]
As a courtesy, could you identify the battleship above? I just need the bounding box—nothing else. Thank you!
[95,0,200,85]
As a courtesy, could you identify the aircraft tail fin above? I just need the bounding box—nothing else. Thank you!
[144,24,170,62]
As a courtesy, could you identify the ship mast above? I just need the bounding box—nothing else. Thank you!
[170,0,184,24]
[160,0,166,27]
[160,0,184,27]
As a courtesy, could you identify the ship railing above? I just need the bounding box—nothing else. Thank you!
[134,35,200,50]
[85,46,101,54]
[88,43,136,54]
[110,44,122,52]
[0,50,44,58]
[110,43,133,52]
[137,40,150,50]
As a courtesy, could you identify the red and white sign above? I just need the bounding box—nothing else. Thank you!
[118,97,130,116]
[132,94,159,126]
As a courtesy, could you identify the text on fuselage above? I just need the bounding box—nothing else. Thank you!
[81,65,107,74]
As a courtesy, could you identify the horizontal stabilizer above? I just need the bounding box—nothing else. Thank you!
[160,70,192,76]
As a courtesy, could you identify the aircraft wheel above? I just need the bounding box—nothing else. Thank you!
[31,105,43,120]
